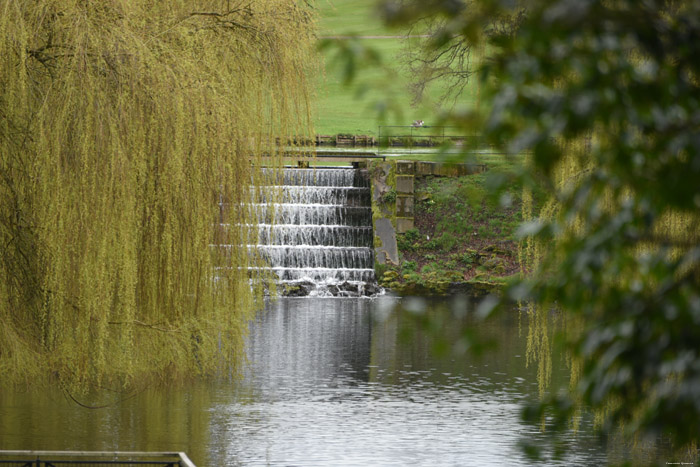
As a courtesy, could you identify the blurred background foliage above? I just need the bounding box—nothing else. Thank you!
[324,0,700,462]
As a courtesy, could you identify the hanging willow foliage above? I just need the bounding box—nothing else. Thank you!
[372,0,700,455]
[520,126,700,446]
[0,0,316,392]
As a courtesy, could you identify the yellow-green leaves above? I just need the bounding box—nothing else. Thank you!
[0,0,316,392]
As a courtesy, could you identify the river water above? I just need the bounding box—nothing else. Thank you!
[0,296,609,466]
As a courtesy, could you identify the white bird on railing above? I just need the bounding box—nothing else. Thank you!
[412,120,424,127]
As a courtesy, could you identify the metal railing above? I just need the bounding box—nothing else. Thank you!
[0,451,196,467]
[377,125,483,153]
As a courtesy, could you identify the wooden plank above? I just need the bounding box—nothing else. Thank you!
[0,450,196,467]
[178,452,197,467]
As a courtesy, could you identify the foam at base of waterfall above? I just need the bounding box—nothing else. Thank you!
[245,267,376,283]
[294,280,385,298]
[243,278,385,298]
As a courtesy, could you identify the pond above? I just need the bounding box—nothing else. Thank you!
[0,296,609,466]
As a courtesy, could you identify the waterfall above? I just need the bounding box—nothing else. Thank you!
[216,167,380,297]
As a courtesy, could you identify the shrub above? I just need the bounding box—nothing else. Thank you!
[397,234,415,252]
[404,228,421,243]
[460,250,480,266]
[436,232,458,251]
[375,262,388,278]
[424,239,439,250]
[457,182,485,210]
[402,272,421,283]
[398,228,422,252]
[421,262,440,274]
[444,259,458,270]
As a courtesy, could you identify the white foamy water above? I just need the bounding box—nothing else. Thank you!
[216,167,377,295]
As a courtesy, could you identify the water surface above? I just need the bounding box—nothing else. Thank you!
[0,297,608,466]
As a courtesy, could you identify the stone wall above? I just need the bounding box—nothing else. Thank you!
[369,161,399,266]
[395,161,415,234]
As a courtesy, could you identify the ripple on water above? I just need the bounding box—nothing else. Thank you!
[206,297,608,466]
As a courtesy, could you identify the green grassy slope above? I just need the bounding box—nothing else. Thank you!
[314,2,480,135]
[317,0,386,36]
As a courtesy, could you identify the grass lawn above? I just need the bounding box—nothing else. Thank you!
[316,0,387,36]
[313,2,481,136]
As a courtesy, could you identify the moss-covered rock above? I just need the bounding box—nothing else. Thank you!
[465,280,500,297]
[483,244,512,256]
[482,256,506,275]
[281,281,314,297]
[382,270,400,281]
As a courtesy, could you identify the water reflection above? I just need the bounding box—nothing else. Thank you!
[0,297,608,466]
[210,297,605,465]
[0,380,214,463]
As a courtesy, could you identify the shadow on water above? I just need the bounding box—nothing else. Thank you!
[0,296,610,466]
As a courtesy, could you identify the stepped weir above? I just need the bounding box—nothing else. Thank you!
[216,166,380,297]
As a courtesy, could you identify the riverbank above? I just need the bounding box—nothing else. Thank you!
[377,162,526,296]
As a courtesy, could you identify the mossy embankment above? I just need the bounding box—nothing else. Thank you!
[376,161,530,296]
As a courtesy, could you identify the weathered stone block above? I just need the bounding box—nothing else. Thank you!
[395,160,415,174]
[433,163,465,177]
[396,175,414,194]
[415,161,434,176]
[371,161,394,205]
[396,195,414,217]
[472,163,488,174]
[396,218,415,233]
[374,217,398,265]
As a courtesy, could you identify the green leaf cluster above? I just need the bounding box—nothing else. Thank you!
[376,0,700,459]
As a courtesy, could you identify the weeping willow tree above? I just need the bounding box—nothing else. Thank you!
[0,0,316,393]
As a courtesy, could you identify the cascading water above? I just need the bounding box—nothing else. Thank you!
[217,167,380,297]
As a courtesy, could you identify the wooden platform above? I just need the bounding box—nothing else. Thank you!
[0,450,196,467]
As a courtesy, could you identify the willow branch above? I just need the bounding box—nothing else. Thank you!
[108,320,183,333]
